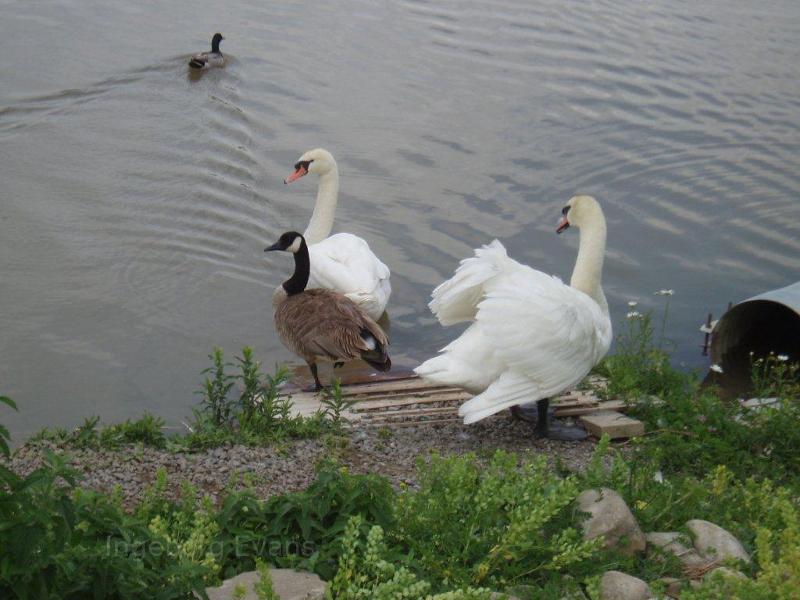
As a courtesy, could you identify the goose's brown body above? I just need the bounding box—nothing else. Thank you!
[273,287,390,369]
[266,231,391,390]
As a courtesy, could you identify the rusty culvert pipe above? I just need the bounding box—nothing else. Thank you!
[710,281,800,388]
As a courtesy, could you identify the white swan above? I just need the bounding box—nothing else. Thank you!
[414,195,612,434]
[283,149,391,320]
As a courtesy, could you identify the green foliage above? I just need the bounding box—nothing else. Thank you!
[320,379,355,428]
[682,494,800,599]
[392,451,602,591]
[253,558,279,600]
[198,347,237,428]
[213,464,395,581]
[184,348,335,450]
[594,300,690,403]
[329,516,496,600]
[30,414,166,450]
[1,395,17,458]
[595,302,800,485]
[749,352,800,400]
[0,452,209,599]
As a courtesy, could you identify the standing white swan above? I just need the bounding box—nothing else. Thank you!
[283,149,391,320]
[414,195,612,439]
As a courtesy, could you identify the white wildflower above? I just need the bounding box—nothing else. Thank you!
[628,301,638,307]
[710,364,723,373]
[654,289,674,296]
[626,311,642,319]
[777,354,789,362]
[653,470,664,484]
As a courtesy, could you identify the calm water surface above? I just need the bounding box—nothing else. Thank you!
[2,0,799,437]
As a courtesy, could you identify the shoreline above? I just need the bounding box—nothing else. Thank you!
[5,414,599,509]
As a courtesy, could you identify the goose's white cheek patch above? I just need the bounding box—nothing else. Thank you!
[287,238,302,253]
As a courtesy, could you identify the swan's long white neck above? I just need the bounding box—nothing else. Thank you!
[569,208,608,313]
[303,165,340,245]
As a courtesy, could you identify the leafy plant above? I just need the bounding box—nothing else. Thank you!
[253,558,279,600]
[320,379,355,427]
[197,347,236,428]
[329,516,496,600]
[392,451,602,591]
[749,352,800,400]
[214,464,395,580]
[1,395,17,458]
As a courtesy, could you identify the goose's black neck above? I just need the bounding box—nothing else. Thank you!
[282,238,310,296]
[211,38,222,54]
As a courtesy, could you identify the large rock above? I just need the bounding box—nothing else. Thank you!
[577,488,646,555]
[205,568,326,600]
[599,571,651,600]
[686,520,751,564]
[646,531,707,568]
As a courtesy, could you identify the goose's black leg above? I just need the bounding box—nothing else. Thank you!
[510,398,588,441]
[305,362,323,393]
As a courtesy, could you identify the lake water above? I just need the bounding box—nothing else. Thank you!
[2,0,799,438]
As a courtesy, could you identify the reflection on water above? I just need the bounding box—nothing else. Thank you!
[1,0,799,437]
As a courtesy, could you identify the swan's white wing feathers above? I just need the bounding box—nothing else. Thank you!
[308,233,391,319]
[429,240,522,326]
[476,267,610,395]
[414,323,505,392]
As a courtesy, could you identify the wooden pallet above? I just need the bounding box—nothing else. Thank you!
[286,371,633,431]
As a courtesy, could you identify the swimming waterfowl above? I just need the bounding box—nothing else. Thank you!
[189,33,225,70]
[284,149,391,320]
[265,231,391,391]
[414,196,612,439]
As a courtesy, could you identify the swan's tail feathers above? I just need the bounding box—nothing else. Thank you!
[429,240,511,326]
[458,371,539,425]
[414,354,470,388]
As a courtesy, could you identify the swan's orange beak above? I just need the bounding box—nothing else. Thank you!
[556,216,570,234]
[284,165,308,184]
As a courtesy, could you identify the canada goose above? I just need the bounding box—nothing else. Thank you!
[189,33,225,70]
[414,196,612,440]
[283,149,391,320]
[265,231,391,391]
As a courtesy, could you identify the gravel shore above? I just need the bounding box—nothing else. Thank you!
[6,414,599,508]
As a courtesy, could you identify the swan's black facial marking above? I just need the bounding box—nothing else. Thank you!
[294,159,313,171]
[556,205,571,234]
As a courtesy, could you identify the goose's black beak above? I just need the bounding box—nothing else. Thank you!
[264,242,282,252]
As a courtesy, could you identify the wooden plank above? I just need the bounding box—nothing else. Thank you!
[353,392,470,411]
[579,410,644,439]
[361,406,459,420]
[342,380,462,397]
[554,400,628,417]
[387,418,462,428]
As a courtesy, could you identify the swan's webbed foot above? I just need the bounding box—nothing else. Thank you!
[511,399,588,441]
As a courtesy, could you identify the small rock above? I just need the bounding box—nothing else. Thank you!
[577,488,646,555]
[686,520,751,564]
[204,568,326,600]
[600,571,651,600]
[646,531,707,568]
[655,577,683,599]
